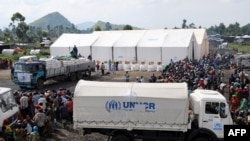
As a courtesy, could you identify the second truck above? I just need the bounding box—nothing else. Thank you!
[12,56,95,89]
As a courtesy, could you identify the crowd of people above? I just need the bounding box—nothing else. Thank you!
[1,88,73,141]
[121,52,249,125]
[156,52,250,125]
[0,58,12,69]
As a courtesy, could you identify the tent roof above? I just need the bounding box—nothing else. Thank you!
[50,33,99,48]
[75,80,188,99]
[74,33,100,47]
[50,33,81,47]
[176,29,206,44]
[162,31,195,47]
[92,31,122,47]
[113,30,145,48]
[137,30,167,48]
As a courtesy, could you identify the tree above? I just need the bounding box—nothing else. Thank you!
[182,19,187,29]
[217,23,226,35]
[188,23,196,29]
[105,22,112,30]
[10,12,29,42]
[123,24,133,30]
[94,26,102,31]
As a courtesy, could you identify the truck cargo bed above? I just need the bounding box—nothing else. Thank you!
[73,80,189,132]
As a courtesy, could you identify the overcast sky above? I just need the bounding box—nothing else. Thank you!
[0,0,249,30]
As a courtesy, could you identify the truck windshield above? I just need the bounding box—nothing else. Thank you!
[14,64,33,73]
[0,90,16,113]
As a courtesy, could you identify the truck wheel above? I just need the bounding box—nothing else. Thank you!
[194,137,210,141]
[77,71,82,80]
[111,134,131,141]
[69,72,77,81]
[36,79,44,89]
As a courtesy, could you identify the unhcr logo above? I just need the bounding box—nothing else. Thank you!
[106,100,121,112]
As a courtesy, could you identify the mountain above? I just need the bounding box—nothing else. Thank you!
[29,11,142,31]
[29,12,73,30]
[76,21,95,30]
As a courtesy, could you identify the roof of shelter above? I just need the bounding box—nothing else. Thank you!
[162,30,195,47]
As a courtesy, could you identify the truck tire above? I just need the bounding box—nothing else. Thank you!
[69,72,77,81]
[36,79,44,89]
[111,134,131,141]
[77,71,82,80]
[194,137,210,141]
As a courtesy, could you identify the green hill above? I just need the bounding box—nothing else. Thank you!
[29,11,73,30]
[28,12,142,31]
[92,21,142,30]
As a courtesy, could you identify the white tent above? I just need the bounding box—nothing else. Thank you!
[91,31,122,63]
[113,30,145,63]
[50,29,209,70]
[193,29,209,59]
[137,30,167,64]
[162,30,198,65]
[50,33,99,58]
[182,29,209,60]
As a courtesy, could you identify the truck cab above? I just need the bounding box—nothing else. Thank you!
[0,87,19,133]
[189,89,233,140]
[12,61,45,89]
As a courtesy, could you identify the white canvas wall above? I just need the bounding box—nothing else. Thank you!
[92,32,121,63]
[162,47,188,65]
[161,31,197,65]
[113,47,136,62]
[91,46,112,63]
[137,30,167,64]
[137,47,162,64]
[113,30,144,63]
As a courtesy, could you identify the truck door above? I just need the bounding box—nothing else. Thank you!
[202,101,224,138]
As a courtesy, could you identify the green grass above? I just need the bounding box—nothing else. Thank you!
[228,43,250,53]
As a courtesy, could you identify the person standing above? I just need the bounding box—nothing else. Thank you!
[96,62,100,72]
[59,103,69,128]
[87,54,92,61]
[65,97,73,124]
[38,94,47,112]
[19,93,29,118]
[32,109,47,137]
[108,59,112,71]
[115,61,119,71]
[101,62,105,75]
[125,71,130,82]
[112,62,116,74]
[140,76,144,83]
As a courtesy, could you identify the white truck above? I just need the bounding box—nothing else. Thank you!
[0,87,19,133]
[73,80,233,141]
[12,56,95,89]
